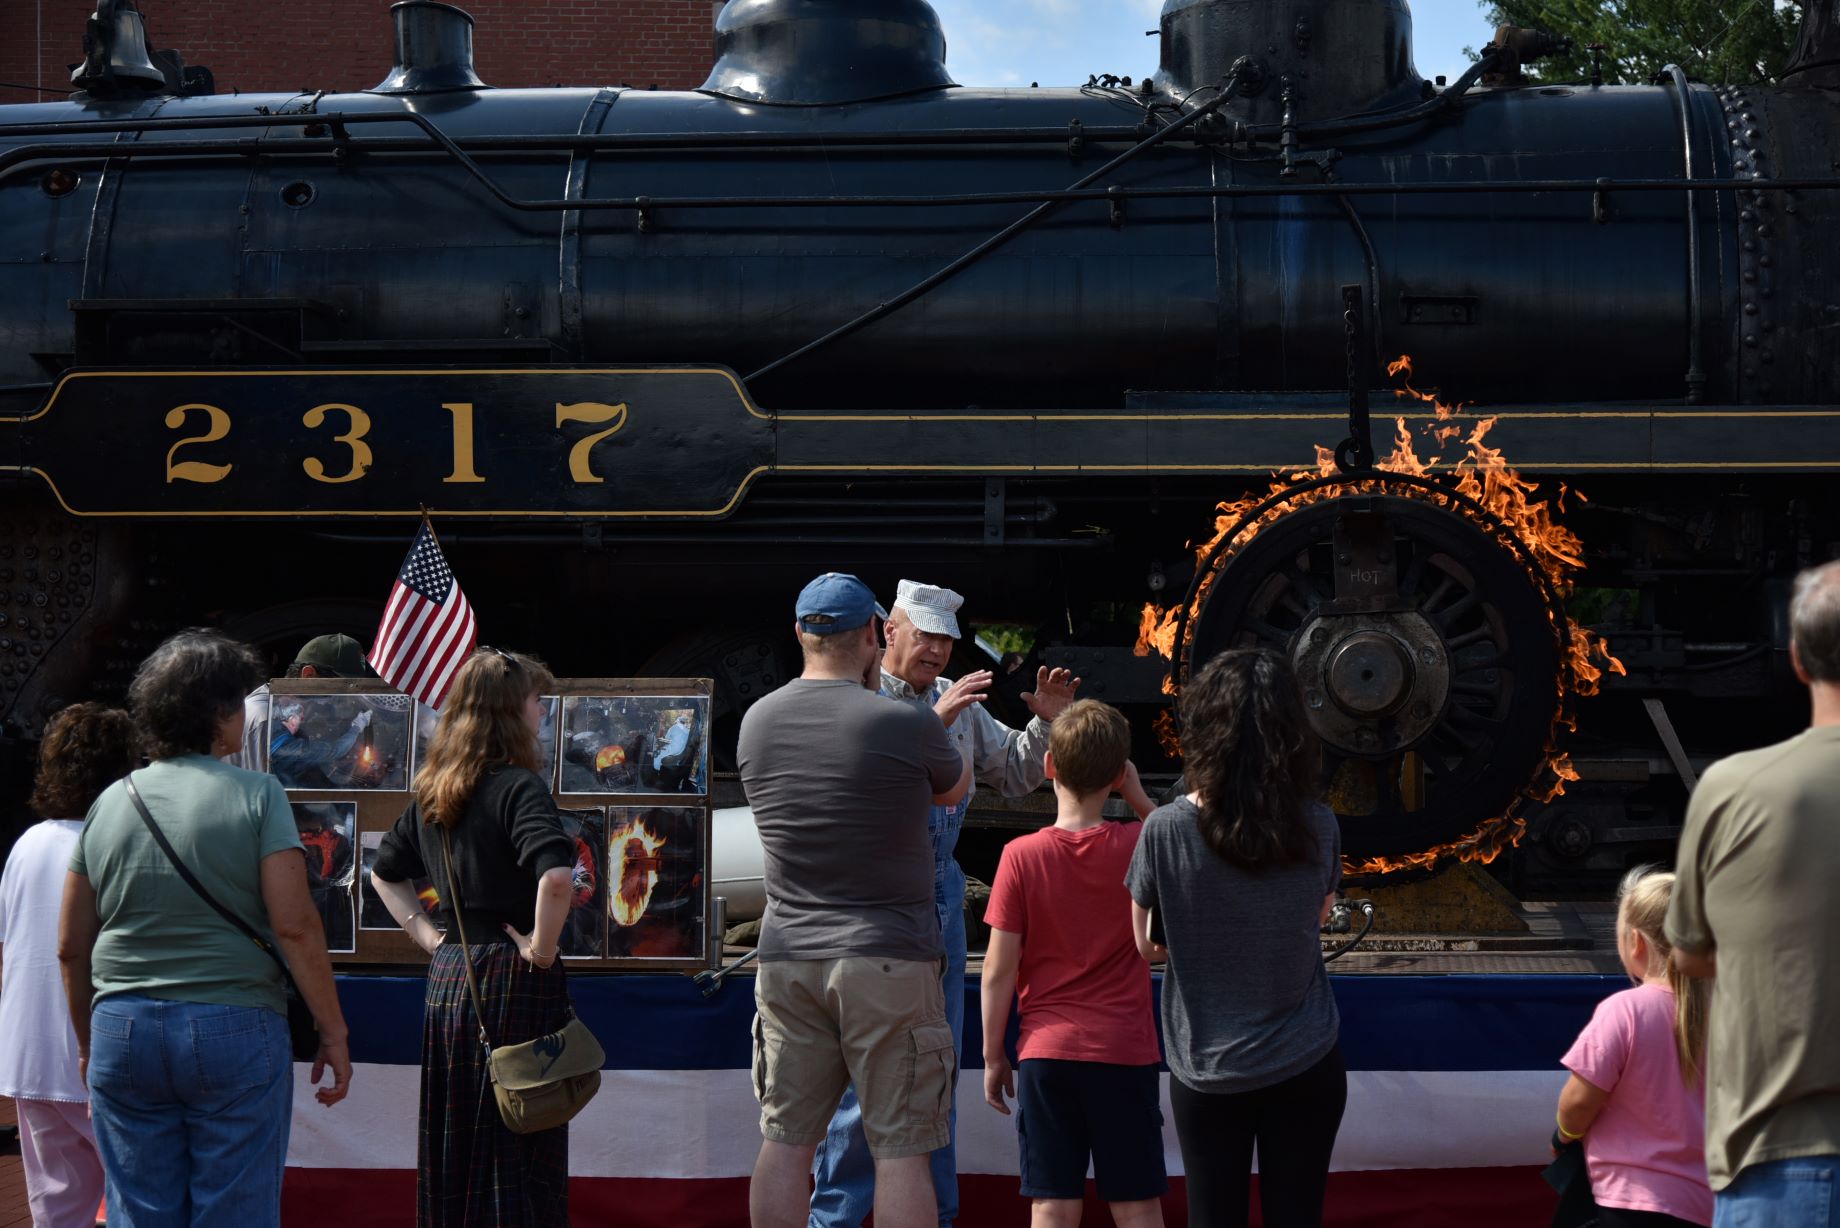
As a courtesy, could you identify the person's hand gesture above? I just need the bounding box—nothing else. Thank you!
[1118,760,1156,820]
[312,1034,353,1106]
[1021,666,1080,722]
[503,922,557,968]
[935,671,993,729]
[983,1054,1016,1115]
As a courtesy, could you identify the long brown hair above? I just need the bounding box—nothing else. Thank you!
[1621,866,1711,1087]
[1180,648,1321,870]
[415,648,554,826]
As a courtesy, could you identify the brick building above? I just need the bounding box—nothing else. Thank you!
[0,0,724,101]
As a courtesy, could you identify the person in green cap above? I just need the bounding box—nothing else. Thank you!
[229,633,376,771]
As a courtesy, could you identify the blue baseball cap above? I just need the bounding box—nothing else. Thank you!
[795,572,878,636]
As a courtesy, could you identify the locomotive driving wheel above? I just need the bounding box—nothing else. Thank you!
[1181,491,1562,862]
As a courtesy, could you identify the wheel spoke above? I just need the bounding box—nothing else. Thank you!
[1434,588,1483,630]
[1444,625,1496,652]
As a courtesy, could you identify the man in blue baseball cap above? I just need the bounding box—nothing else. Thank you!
[739,573,972,1228]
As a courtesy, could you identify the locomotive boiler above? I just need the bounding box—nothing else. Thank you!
[3,0,1837,884]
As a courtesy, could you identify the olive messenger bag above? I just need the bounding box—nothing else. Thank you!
[437,824,604,1134]
[123,774,321,1061]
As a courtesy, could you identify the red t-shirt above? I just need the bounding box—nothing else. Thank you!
[984,821,1162,1066]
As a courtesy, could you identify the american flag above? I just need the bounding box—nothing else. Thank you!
[368,521,476,709]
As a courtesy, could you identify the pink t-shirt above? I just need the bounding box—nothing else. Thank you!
[984,821,1161,1066]
[1561,982,1714,1227]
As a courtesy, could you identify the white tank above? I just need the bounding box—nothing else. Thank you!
[710,805,766,922]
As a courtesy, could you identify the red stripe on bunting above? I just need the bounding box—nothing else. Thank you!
[283,1166,1558,1227]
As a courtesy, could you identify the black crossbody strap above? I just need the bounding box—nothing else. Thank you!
[124,774,291,982]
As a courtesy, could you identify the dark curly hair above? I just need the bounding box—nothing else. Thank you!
[29,702,139,817]
[1180,648,1321,870]
[128,629,265,760]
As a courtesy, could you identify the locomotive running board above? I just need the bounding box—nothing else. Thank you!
[3,366,1837,517]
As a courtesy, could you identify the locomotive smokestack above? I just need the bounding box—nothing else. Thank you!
[371,0,490,96]
[1154,0,1423,125]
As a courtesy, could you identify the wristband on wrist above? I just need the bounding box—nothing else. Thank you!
[1555,1111,1583,1142]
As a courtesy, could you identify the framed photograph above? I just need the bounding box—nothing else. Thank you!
[293,802,356,953]
[267,692,411,790]
[557,808,607,959]
[606,806,705,961]
[358,830,444,931]
[413,697,559,788]
[559,695,708,795]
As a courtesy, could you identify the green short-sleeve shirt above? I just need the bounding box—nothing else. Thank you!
[71,755,303,1015]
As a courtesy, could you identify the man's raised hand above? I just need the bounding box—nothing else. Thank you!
[1021,665,1081,722]
[935,670,993,728]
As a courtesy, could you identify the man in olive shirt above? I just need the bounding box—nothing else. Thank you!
[738,573,970,1228]
[1668,559,1840,1222]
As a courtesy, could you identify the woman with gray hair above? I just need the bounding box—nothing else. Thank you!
[57,628,352,1227]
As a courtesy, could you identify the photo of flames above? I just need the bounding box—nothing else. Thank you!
[557,807,607,958]
[559,695,708,795]
[293,802,355,953]
[358,829,443,932]
[605,806,705,960]
[268,692,411,791]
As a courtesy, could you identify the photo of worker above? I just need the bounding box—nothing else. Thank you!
[358,830,443,931]
[605,806,705,960]
[269,692,410,790]
[413,696,557,787]
[293,802,355,953]
[559,695,708,795]
[557,807,607,959]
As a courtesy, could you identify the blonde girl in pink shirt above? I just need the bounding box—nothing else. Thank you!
[1554,868,1714,1227]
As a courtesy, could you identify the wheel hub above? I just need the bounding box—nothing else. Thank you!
[1295,612,1449,755]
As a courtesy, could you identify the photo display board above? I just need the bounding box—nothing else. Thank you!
[262,677,713,971]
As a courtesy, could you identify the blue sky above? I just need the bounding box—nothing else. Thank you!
[929,0,1493,94]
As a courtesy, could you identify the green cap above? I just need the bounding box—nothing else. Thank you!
[292,633,371,678]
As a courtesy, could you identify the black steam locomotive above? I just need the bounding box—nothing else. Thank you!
[3,0,1836,885]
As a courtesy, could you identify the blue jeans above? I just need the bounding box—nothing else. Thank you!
[1714,1155,1840,1227]
[86,994,294,1228]
[810,865,967,1227]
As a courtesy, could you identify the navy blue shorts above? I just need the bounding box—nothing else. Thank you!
[1015,1058,1168,1202]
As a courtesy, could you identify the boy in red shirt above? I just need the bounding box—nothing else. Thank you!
[981,699,1164,1228]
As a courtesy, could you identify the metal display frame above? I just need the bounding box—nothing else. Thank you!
[267,676,714,971]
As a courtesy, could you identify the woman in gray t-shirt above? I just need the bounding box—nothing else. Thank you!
[1125,648,1345,1228]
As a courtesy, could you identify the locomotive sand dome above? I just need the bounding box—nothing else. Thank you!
[3,0,1839,885]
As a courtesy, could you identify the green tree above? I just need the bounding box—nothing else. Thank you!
[1479,0,1801,84]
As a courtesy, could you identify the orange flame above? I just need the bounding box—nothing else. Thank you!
[596,744,627,771]
[610,815,667,927]
[1134,356,1624,878]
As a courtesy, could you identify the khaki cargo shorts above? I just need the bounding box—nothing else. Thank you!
[751,956,954,1158]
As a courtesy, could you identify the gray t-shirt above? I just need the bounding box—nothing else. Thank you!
[1126,796,1341,1093]
[738,677,964,962]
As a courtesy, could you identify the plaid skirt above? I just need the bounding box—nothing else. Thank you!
[419,942,571,1228]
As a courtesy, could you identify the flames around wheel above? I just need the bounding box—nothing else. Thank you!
[1138,365,1624,877]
